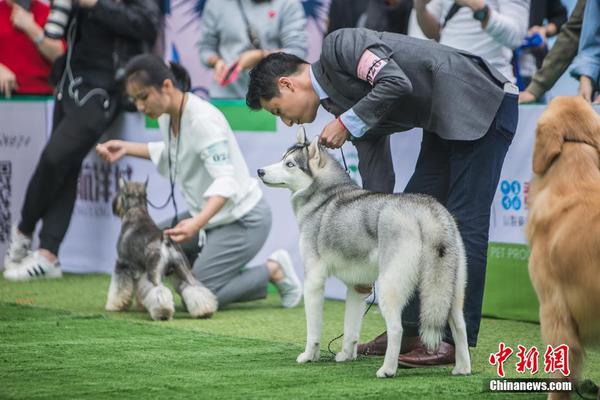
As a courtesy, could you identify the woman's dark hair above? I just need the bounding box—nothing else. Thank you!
[124,54,191,92]
[246,52,308,110]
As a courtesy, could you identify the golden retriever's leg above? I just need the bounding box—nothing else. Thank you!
[540,300,583,400]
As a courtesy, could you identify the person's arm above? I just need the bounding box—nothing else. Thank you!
[79,0,159,43]
[546,0,568,37]
[197,0,221,68]
[10,4,64,63]
[414,0,442,41]
[164,196,227,243]
[521,0,585,102]
[570,0,600,101]
[456,0,529,49]
[96,140,152,163]
[318,29,413,148]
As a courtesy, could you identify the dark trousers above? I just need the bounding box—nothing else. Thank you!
[18,86,119,255]
[354,93,518,347]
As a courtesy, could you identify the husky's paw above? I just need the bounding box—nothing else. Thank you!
[376,365,397,379]
[335,351,356,362]
[296,351,320,364]
[452,364,471,376]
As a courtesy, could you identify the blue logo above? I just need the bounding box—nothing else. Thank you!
[500,180,522,210]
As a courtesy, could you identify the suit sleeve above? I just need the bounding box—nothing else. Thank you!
[322,29,413,136]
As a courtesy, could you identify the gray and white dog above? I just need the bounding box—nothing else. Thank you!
[105,179,218,321]
[257,129,471,378]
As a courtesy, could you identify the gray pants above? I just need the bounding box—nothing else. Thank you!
[160,197,272,309]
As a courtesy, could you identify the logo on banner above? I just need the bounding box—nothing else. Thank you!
[75,162,133,217]
[0,161,11,243]
[500,180,522,210]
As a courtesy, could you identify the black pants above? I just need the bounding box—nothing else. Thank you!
[354,92,519,347]
[18,86,119,255]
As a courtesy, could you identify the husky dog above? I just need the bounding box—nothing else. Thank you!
[106,179,218,321]
[257,130,471,378]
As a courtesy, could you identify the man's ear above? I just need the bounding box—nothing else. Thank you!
[308,137,326,168]
[277,76,293,92]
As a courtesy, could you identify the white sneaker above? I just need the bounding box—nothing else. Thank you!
[269,249,302,308]
[3,225,32,271]
[3,251,62,281]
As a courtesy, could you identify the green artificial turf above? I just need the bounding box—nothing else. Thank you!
[0,274,599,400]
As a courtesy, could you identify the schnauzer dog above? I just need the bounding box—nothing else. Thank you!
[106,179,218,321]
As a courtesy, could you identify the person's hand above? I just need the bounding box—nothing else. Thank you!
[164,218,201,243]
[236,49,265,71]
[96,140,127,163]
[319,118,348,149]
[518,90,537,104]
[528,25,548,47]
[213,59,227,83]
[578,75,596,103]
[354,284,374,294]
[455,0,485,11]
[10,4,35,32]
[0,65,17,99]
[78,0,98,9]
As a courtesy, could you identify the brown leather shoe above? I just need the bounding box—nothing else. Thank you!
[398,340,455,368]
[357,332,419,356]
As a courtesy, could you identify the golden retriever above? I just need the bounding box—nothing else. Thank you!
[526,96,600,399]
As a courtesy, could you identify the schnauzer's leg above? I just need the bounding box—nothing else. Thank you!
[105,261,135,311]
[171,255,217,318]
[137,273,175,321]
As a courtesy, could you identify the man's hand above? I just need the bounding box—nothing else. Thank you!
[579,75,595,103]
[319,118,348,149]
[164,218,202,243]
[78,0,98,9]
[0,65,17,99]
[455,0,485,11]
[518,90,537,104]
[10,4,35,32]
[96,140,127,163]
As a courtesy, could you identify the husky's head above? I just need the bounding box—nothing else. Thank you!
[257,128,329,193]
[112,178,148,218]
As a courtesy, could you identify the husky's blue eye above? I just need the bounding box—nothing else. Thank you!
[286,161,295,168]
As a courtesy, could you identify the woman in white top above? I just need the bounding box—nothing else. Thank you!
[96,54,301,309]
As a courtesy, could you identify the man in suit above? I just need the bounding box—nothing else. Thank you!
[246,27,519,367]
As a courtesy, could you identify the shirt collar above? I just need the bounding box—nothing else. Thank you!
[309,65,329,100]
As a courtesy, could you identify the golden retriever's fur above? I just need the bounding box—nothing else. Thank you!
[526,96,600,399]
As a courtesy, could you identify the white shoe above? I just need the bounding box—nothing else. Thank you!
[3,251,62,281]
[269,249,302,308]
[3,225,32,271]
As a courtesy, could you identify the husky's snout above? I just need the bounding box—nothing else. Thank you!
[257,169,265,178]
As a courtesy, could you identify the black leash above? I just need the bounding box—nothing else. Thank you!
[326,286,377,360]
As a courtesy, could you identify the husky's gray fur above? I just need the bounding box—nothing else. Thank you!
[105,179,217,321]
[257,129,471,378]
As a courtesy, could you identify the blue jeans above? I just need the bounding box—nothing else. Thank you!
[355,92,518,347]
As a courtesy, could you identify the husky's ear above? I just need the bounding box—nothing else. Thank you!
[296,126,307,145]
[308,137,326,168]
[118,177,126,190]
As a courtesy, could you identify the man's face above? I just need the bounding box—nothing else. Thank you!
[259,78,319,127]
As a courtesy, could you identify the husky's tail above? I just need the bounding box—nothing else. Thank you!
[418,238,458,352]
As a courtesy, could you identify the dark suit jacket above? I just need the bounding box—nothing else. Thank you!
[312,28,510,141]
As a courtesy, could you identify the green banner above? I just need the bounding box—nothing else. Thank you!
[145,99,276,132]
[482,242,539,322]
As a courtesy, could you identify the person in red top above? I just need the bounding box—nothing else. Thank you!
[0,0,64,97]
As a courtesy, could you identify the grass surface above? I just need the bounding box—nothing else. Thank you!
[0,274,599,400]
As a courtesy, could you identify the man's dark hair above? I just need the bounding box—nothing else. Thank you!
[246,52,309,110]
